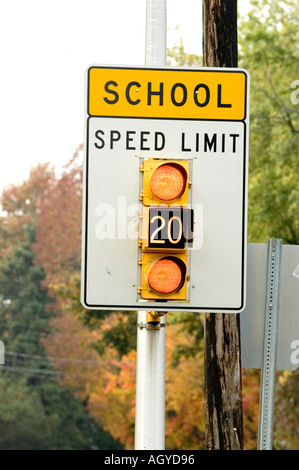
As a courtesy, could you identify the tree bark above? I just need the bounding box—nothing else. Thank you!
[204,314,244,449]
[202,0,244,450]
[202,0,238,67]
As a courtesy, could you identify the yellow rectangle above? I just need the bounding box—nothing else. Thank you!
[88,66,248,121]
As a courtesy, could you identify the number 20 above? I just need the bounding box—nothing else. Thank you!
[150,215,183,245]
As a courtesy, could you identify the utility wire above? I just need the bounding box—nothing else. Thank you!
[1,365,64,376]
[5,350,108,366]
[0,364,97,380]
[5,350,134,367]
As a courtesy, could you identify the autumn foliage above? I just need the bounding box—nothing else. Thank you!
[1,0,299,448]
[11,151,288,449]
[0,140,298,449]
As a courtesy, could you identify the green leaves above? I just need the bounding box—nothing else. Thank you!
[0,167,121,450]
[239,0,299,244]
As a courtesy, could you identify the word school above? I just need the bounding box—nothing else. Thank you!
[103,80,232,109]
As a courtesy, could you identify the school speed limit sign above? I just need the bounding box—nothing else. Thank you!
[81,65,250,313]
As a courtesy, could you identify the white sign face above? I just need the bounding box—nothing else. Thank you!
[81,66,250,312]
[241,244,299,371]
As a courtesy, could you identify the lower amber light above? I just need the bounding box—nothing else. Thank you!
[148,257,184,294]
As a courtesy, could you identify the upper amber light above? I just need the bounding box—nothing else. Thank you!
[149,164,186,201]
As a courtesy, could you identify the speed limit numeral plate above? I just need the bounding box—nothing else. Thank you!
[148,207,194,250]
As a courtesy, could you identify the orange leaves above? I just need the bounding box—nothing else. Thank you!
[0,163,55,256]
[86,322,206,450]
[88,351,137,450]
[33,162,83,294]
[41,311,105,402]
[164,324,205,450]
[241,369,261,449]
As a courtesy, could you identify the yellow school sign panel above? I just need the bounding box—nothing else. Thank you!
[88,66,248,121]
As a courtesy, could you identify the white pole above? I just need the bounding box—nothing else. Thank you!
[145,0,167,66]
[135,313,166,450]
[134,0,167,451]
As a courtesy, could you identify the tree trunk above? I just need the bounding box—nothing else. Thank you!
[202,0,238,67]
[204,314,244,449]
[202,0,244,450]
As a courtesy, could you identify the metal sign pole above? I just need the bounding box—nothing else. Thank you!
[135,313,166,450]
[258,239,282,450]
[0,340,4,364]
[134,0,166,451]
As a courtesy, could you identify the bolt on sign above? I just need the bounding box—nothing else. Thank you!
[81,66,250,313]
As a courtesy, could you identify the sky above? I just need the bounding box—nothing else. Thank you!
[0,0,252,197]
